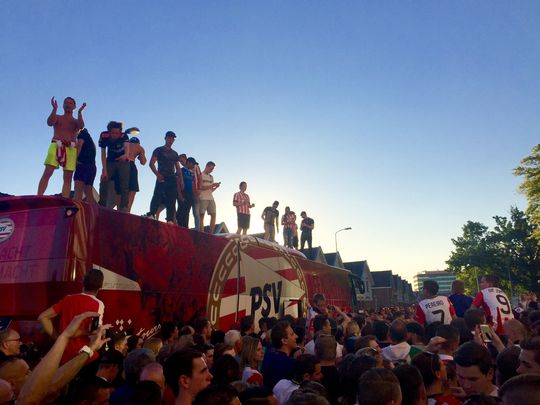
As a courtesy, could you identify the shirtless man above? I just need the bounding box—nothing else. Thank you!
[126,137,147,212]
[38,97,86,198]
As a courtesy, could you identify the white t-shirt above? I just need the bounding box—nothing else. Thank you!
[200,172,214,200]
[415,295,456,325]
[273,379,299,405]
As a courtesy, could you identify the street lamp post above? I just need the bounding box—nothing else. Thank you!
[335,227,352,253]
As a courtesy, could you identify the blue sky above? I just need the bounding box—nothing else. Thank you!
[1,1,539,282]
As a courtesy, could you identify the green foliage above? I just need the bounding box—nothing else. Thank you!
[447,207,540,295]
[515,144,540,241]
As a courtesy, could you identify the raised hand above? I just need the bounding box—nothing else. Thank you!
[60,312,100,339]
[78,102,87,113]
[51,97,58,109]
[89,323,112,352]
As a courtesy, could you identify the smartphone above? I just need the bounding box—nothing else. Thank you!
[479,324,492,342]
[89,316,100,333]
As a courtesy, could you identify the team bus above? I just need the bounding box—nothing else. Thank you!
[0,196,364,338]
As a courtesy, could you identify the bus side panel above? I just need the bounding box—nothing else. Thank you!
[90,209,228,334]
[0,204,77,317]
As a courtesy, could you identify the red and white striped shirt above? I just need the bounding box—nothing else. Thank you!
[233,191,251,214]
[472,287,514,334]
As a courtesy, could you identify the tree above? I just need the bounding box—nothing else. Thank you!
[447,207,540,295]
[514,143,540,240]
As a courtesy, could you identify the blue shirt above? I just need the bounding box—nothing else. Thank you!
[182,167,194,192]
[261,347,295,389]
[449,293,473,318]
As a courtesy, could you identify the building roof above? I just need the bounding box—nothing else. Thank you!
[300,247,327,264]
[324,252,344,268]
[372,270,394,288]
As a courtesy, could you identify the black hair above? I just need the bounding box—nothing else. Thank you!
[292,354,320,381]
[271,321,291,349]
[411,352,441,387]
[423,280,439,295]
[393,364,425,405]
[313,315,329,333]
[83,268,104,291]
[372,321,389,342]
[454,341,492,375]
[357,368,401,405]
[210,354,240,385]
[193,317,209,335]
[106,121,123,132]
[240,315,254,333]
[389,320,407,343]
[164,349,204,396]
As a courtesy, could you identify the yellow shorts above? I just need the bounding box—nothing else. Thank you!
[44,142,77,171]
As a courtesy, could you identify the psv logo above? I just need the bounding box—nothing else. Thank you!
[0,218,14,243]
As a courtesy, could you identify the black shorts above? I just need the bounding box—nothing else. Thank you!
[74,162,97,186]
[129,161,139,192]
[237,213,250,229]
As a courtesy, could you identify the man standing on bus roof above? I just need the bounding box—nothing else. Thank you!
[233,181,254,235]
[199,161,220,233]
[300,211,314,251]
[414,280,456,326]
[38,96,86,198]
[262,201,280,242]
[38,268,105,364]
[471,275,514,335]
[146,131,183,223]
[126,136,147,213]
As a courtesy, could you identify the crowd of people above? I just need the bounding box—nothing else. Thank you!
[36,96,315,247]
[1,271,540,404]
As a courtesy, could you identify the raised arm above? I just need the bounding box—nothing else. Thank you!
[47,97,58,126]
[17,312,100,405]
[76,102,86,129]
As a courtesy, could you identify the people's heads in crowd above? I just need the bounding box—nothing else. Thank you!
[194,317,212,340]
[313,293,327,313]
[127,335,144,353]
[450,318,473,345]
[240,315,255,336]
[373,321,390,342]
[186,157,196,170]
[357,368,402,405]
[63,96,76,111]
[422,280,439,297]
[424,321,442,343]
[66,375,111,405]
[164,349,212,400]
[238,386,276,405]
[451,280,466,295]
[0,329,22,357]
[239,181,247,192]
[411,352,446,389]
[464,309,487,332]
[240,336,263,370]
[499,374,540,405]
[339,354,378,405]
[313,315,331,335]
[435,324,460,354]
[294,324,306,347]
[83,268,104,292]
[393,364,427,405]
[211,330,225,345]
[389,320,408,344]
[503,319,527,345]
[140,361,165,392]
[213,343,236,364]
[110,332,128,356]
[345,321,361,339]
[479,275,500,289]
[124,348,156,384]
[204,161,216,174]
[517,336,540,375]
[161,321,179,343]
[454,342,494,396]
[315,334,337,363]
[354,335,381,353]
[224,329,242,355]
[273,201,280,209]
[193,384,240,405]
[200,343,214,370]
[0,357,30,397]
[97,348,124,382]
[211,354,240,385]
[143,337,163,356]
[495,345,521,387]
[180,325,195,336]
[293,354,322,383]
[406,322,425,346]
[134,380,162,405]
[271,321,297,353]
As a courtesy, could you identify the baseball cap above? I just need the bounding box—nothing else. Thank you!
[129,137,140,144]
[165,131,176,138]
